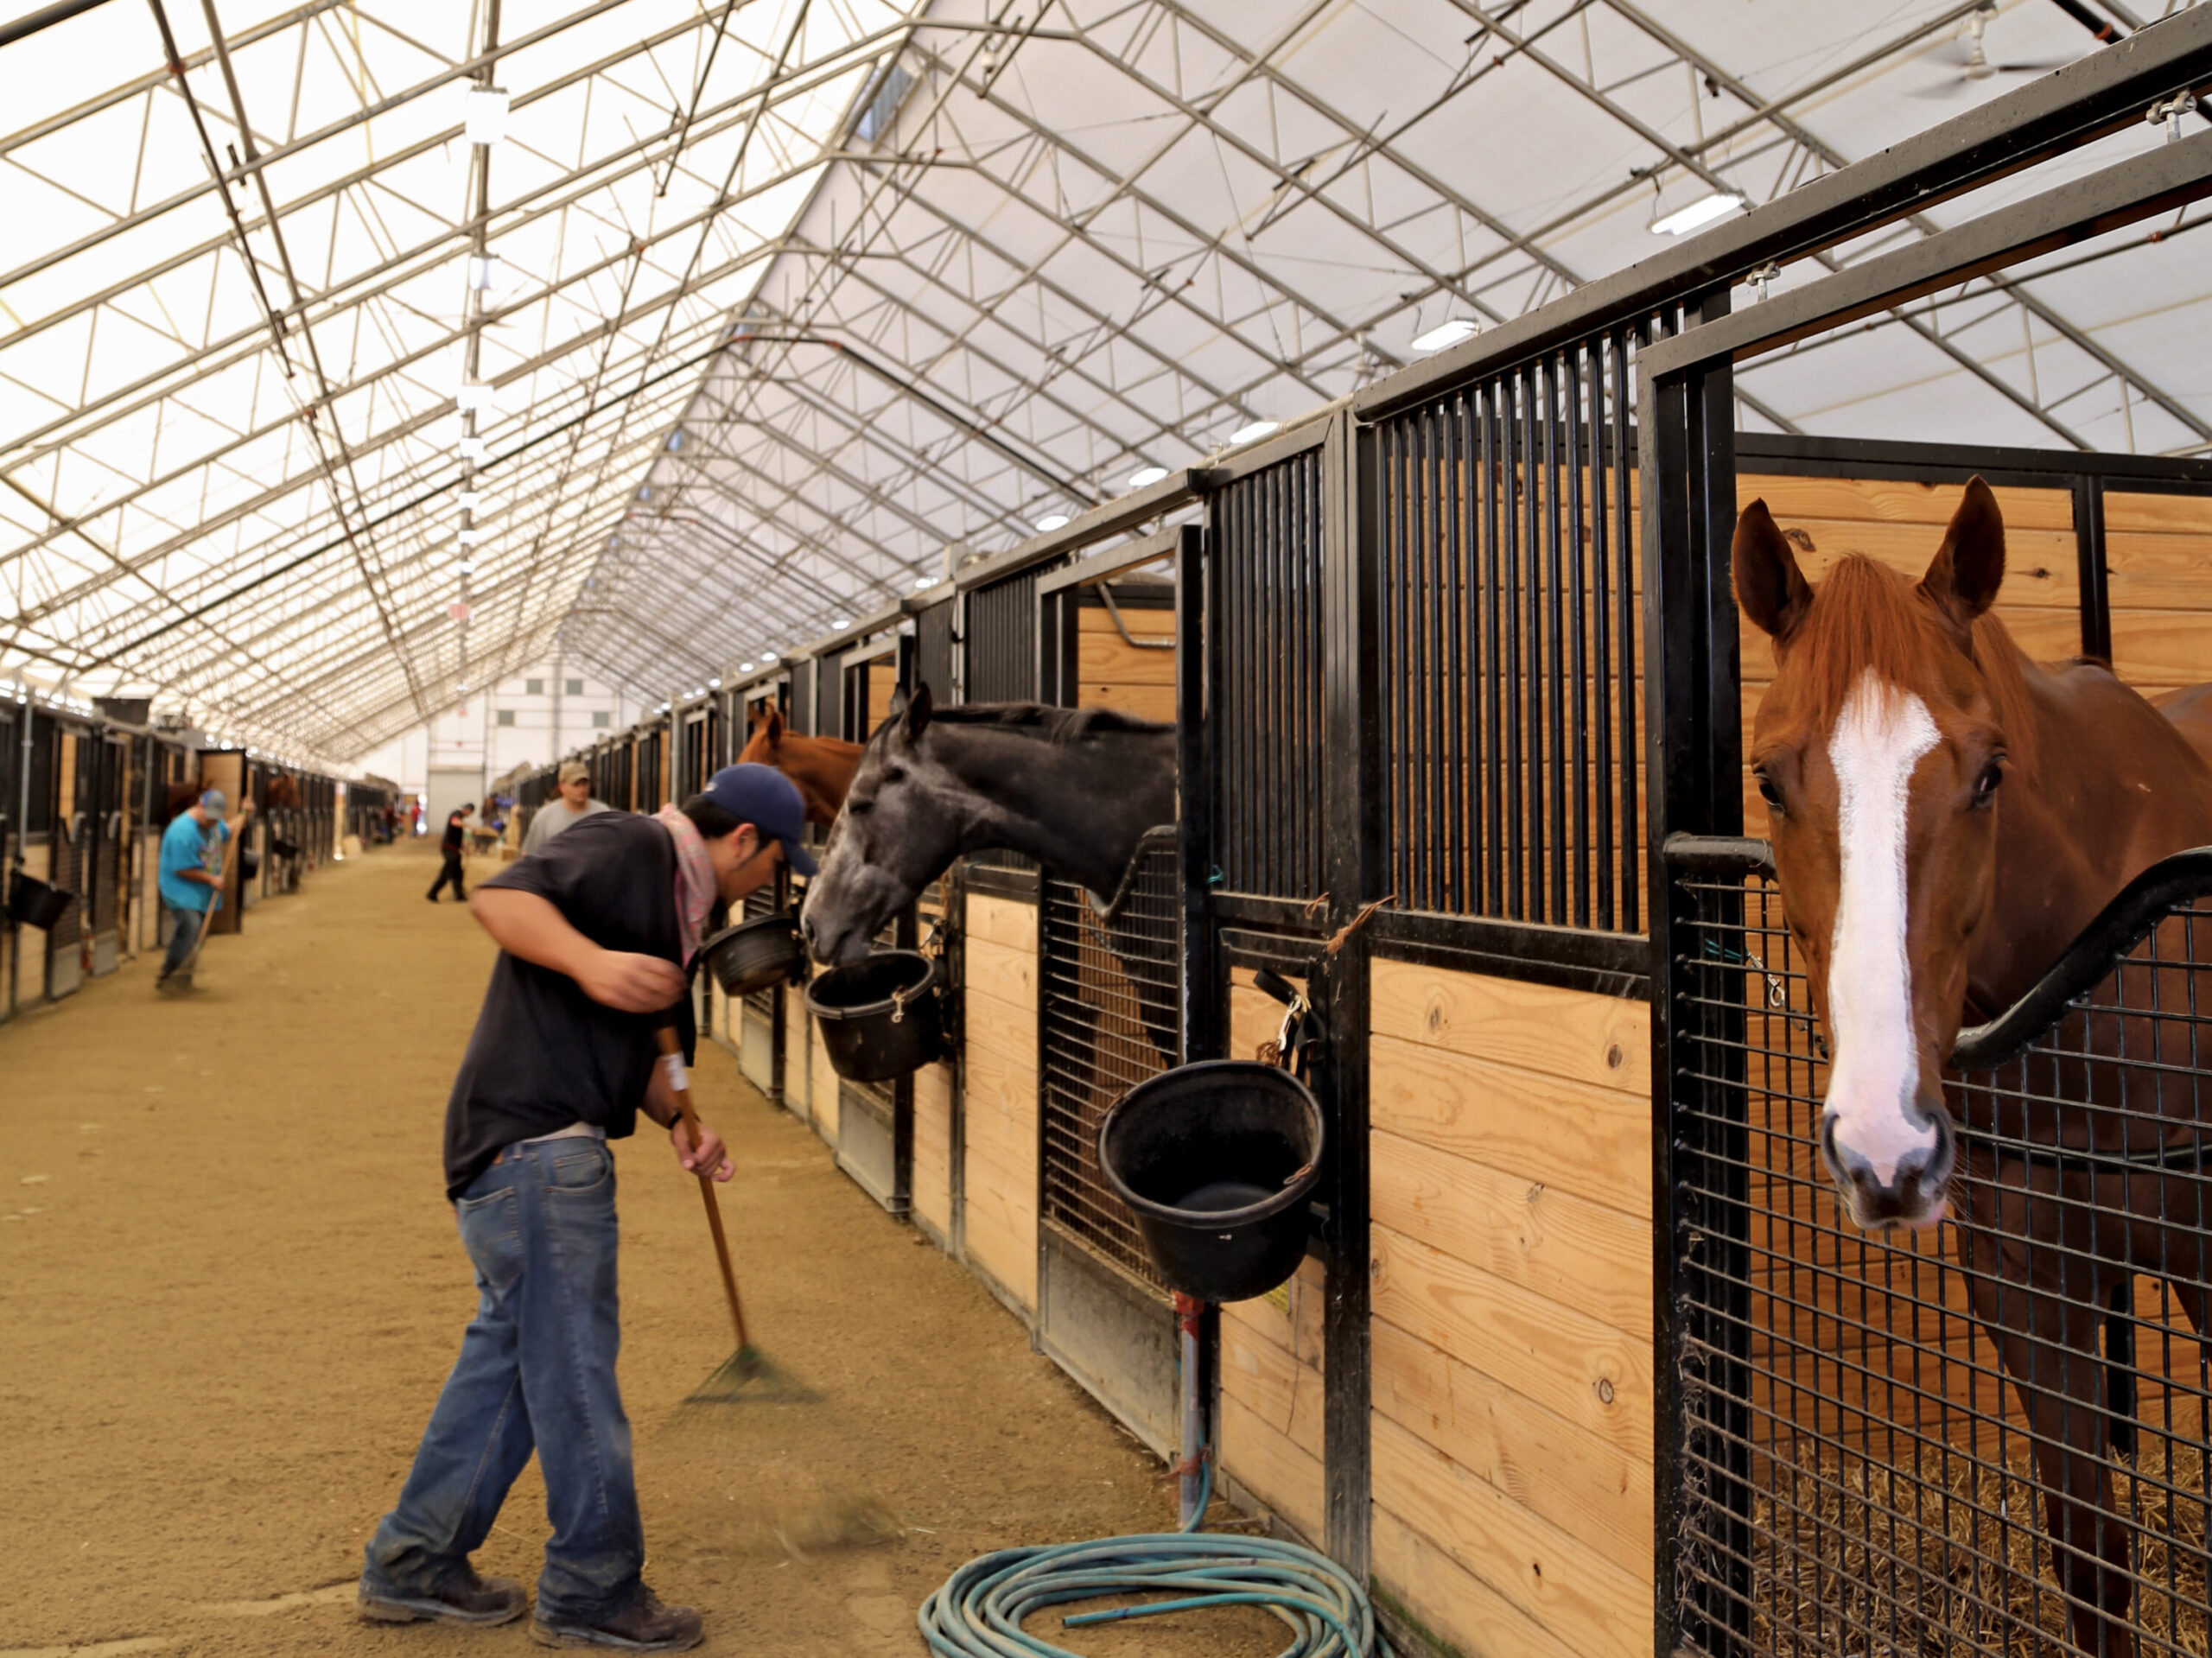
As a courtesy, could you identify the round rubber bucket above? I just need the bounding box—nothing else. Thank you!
[805,950,946,1083]
[700,912,805,997]
[271,835,301,860]
[238,848,260,880]
[7,873,73,931]
[1098,1060,1324,1303]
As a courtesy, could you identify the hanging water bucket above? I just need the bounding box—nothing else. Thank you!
[7,873,73,931]
[699,912,805,997]
[238,848,259,880]
[1098,1060,1325,1303]
[805,950,946,1082]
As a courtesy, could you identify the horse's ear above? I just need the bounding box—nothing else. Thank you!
[902,681,933,743]
[762,706,784,746]
[1733,498,1812,646]
[1922,476,2005,632]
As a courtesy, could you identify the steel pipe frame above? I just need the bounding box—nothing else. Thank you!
[17,0,2212,751]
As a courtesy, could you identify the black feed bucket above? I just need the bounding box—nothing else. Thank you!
[699,912,805,997]
[238,848,259,880]
[805,950,946,1082]
[1098,1060,1325,1303]
[8,873,73,931]
[271,835,300,860]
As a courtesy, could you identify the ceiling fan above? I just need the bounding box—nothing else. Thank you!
[1911,4,2078,97]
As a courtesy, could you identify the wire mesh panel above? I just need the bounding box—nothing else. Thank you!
[1669,848,2212,1658]
[1373,328,1644,932]
[1039,836,1180,1287]
[1211,451,1325,900]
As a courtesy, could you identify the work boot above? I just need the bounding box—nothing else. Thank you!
[358,1564,527,1625]
[531,1585,702,1652]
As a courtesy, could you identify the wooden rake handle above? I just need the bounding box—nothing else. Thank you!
[656,1027,748,1354]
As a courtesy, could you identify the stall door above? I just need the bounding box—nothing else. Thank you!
[87,732,127,975]
[46,729,90,998]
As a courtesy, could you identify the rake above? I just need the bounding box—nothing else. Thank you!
[653,1028,816,1404]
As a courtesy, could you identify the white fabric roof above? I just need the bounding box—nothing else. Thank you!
[0,0,2202,765]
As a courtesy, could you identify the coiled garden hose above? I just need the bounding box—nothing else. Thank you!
[916,1458,1390,1656]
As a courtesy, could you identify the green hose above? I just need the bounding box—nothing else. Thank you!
[916,1458,1390,1656]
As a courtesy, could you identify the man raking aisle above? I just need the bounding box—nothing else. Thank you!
[155,787,254,993]
[359,764,816,1652]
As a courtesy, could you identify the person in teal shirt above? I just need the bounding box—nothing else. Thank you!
[156,788,254,990]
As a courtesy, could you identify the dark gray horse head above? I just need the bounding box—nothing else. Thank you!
[799,687,1178,967]
[800,683,958,967]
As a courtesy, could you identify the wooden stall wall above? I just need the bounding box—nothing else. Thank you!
[961,892,1039,1312]
[1216,968,1326,1543]
[1076,588,1175,721]
[1366,959,1653,1658]
[2105,488,2212,696]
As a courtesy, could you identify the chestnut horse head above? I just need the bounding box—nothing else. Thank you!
[1734,478,2037,1231]
[734,704,861,828]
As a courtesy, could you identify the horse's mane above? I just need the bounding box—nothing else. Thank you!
[924,702,1170,746]
[1790,554,2039,776]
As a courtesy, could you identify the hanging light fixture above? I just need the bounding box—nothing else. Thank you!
[459,435,486,461]
[467,253,503,291]
[1128,466,1169,489]
[1230,419,1279,445]
[1411,317,1481,353]
[456,381,494,413]
[458,489,482,511]
[1649,190,1745,237]
[1034,513,1071,532]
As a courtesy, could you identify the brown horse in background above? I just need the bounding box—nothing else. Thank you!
[1736,478,2212,1657]
[735,705,861,828]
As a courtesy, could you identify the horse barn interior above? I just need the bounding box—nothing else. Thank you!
[7,5,2212,1657]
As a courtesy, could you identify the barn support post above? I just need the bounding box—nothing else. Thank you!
[1643,287,1752,1658]
[1317,406,1380,1576]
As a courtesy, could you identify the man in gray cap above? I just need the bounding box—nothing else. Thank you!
[155,786,254,991]
[360,764,815,1651]
[520,759,610,855]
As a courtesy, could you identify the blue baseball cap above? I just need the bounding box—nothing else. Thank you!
[700,763,817,876]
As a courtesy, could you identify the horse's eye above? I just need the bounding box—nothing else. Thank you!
[848,798,871,816]
[1974,760,2003,805]
[1756,771,1786,813]
[881,768,906,786]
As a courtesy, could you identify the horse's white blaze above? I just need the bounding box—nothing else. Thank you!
[1823,671,1942,1185]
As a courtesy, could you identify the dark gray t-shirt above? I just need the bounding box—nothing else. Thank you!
[442,811,696,1198]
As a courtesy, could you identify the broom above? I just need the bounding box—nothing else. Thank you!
[654,1028,815,1403]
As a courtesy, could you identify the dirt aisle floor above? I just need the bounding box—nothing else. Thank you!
[0,845,1282,1657]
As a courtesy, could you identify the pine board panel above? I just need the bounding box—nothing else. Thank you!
[1371,1318,1653,1585]
[1219,1394,1325,1542]
[1370,959,1648,1096]
[1370,1127,1650,1342]
[1371,1413,1649,1658]
[1371,1502,1586,1658]
[1370,1223,1653,1462]
[1370,1033,1650,1219]
[965,893,1038,955]
[912,1061,954,1237]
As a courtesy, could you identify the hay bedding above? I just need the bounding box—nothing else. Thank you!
[1699,1435,2211,1658]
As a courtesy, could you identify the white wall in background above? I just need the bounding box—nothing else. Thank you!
[355,659,640,797]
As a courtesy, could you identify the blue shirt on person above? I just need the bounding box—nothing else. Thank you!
[158,813,230,912]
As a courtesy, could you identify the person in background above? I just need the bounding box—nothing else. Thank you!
[521,761,612,856]
[427,806,470,903]
[155,787,255,992]
[358,765,816,1651]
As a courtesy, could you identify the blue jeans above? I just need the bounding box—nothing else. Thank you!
[362,1138,642,1623]
[161,905,203,976]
